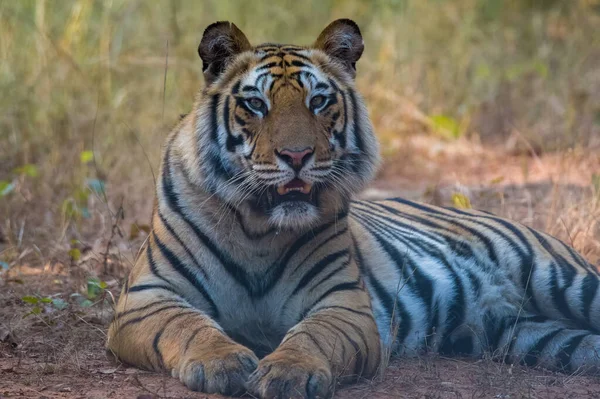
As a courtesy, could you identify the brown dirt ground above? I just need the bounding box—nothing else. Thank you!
[2,137,600,398]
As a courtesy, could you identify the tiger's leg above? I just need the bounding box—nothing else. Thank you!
[493,314,600,372]
[247,284,381,399]
[107,284,259,395]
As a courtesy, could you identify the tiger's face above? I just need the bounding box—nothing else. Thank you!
[193,20,379,231]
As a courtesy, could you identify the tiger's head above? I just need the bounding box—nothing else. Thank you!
[188,19,380,231]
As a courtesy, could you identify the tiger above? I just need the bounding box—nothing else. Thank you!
[107,19,600,399]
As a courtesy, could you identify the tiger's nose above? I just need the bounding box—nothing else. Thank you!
[275,147,314,170]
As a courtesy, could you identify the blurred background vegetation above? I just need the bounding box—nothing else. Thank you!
[1,0,600,269]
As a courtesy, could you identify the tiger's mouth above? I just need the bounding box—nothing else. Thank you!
[260,178,318,210]
[276,178,313,196]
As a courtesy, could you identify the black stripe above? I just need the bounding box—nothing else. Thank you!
[234,114,246,126]
[305,319,347,362]
[304,280,362,315]
[371,230,435,312]
[548,264,577,323]
[326,314,371,375]
[581,273,599,326]
[351,232,407,341]
[556,238,596,273]
[347,89,364,153]
[161,147,258,295]
[281,45,304,51]
[465,268,482,297]
[355,204,466,349]
[504,315,552,357]
[231,80,241,94]
[557,333,588,369]
[284,331,328,360]
[147,241,170,284]
[116,304,188,331]
[116,299,181,320]
[308,262,349,294]
[152,232,218,318]
[363,225,441,348]
[289,70,316,81]
[152,330,165,369]
[352,208,442,334]
[359,202,511,328]
[520,328,563,367]
[528,227,578,281]
[292,227,348,274]
[286,51,312,62]
[352,205,448,250]
[494,314,550,352]
[158,210,209,280]
[293,249,350,294]
[257,71,281,82]
[290,60,309,68]
[394,198,543,311]
[209,94,220,144]
[257,61,281,70]
[127,284,177,294]
[184,325,219,352]
[205,148,234,184]
[224,96,244,152]
[438,201,539,261]
[527,227,592,328]
[153,311,198,369]
[317,318,365,377]
[265,210,349,290]
[258,52,278,62]
[242,85,260,93]
[374,200,501,267]
[308,305,374,319]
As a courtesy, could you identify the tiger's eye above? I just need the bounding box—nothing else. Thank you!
[310,95,326,109]
[248,97,265,111]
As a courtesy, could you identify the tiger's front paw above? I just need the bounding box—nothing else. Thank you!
[174,344,258,396]
[247,351,332,399]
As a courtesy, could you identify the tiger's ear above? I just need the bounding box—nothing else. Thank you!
[314,19,364,75]
[198,21,252,86]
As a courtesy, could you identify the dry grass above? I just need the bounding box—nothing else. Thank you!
[1,0,600,269]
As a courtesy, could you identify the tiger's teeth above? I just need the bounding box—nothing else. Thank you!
[276,183,313,195]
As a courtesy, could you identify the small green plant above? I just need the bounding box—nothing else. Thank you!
[61,151,106,222]
[69,277,109,308]
[430,114,464,140]
[0,180,15,197]
[68,239,81,262]
[452,193,472,209]
[0,163,39,198]
[21,295,68,317]
[87,277,108,300]
[13,164,39,178]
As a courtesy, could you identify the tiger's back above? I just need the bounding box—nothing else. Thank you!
[352,197,600,369]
